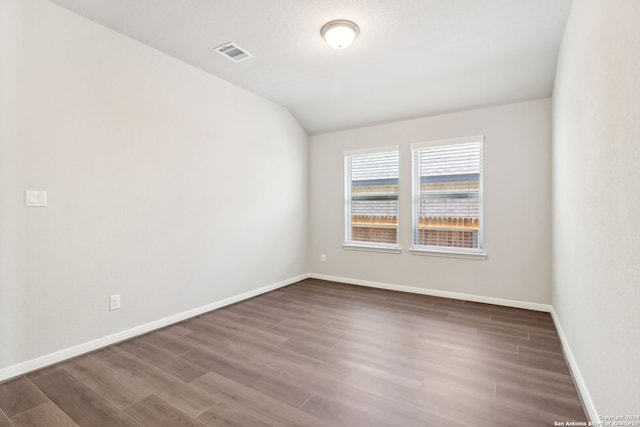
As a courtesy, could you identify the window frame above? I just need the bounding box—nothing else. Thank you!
[343,146,401,253]
[410,136,487,260]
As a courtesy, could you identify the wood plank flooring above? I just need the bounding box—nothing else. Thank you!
[0,279,587,426]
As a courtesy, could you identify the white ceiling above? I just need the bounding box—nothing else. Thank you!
[48,0,573,135]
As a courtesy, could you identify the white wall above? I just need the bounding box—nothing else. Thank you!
[552,0,640,417]
[309,99,552,305]
[0,0,307,373]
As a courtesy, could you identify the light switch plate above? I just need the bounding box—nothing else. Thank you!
[25,191,47,207]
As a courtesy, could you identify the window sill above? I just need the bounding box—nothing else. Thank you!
[342,243,402,254]
[409,247,487,260]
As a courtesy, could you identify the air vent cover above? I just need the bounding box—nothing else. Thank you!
[214,42,253,62]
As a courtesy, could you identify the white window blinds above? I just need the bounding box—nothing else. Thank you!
[412,138,483,252]
[345,148,399,247]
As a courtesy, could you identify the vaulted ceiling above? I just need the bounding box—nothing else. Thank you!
[48,0,573,134]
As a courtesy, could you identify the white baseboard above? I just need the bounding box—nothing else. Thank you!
[0,273,308,382]
[3,271,597,424]
[550,307,599,423]
[309,273,552,312]
[310,274,601,421]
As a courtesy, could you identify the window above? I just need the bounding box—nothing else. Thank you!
[344,147,400,252]
[411,136,485,258]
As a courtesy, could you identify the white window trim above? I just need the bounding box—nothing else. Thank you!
[344,146,400,156]
[342,243,402,254]
[409,247,487,259]
[410,136,486,259]
[344,146,401,252]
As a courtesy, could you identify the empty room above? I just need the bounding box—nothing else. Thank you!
[1,0,638,426]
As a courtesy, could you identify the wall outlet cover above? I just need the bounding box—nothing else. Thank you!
[109,294,121,311]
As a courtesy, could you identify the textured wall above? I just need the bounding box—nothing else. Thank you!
[0,0,307,371]
[552,0,640,417]
[309,99,552,305]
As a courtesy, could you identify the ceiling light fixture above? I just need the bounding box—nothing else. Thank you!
[321,20,359,49]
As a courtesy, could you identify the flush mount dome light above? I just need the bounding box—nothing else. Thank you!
[321,20,359,49]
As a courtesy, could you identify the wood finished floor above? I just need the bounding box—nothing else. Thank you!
[0,279,587,426]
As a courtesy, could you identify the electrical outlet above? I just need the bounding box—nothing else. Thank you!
[109,294,121,311]
[320,254,326,263]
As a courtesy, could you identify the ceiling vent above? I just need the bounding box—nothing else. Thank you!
[214,42,253,63]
